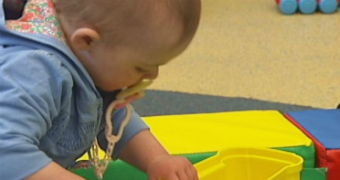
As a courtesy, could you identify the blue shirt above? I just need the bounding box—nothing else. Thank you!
[0,0,149,179]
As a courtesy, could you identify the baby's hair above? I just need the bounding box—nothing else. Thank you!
[53,0,200,46]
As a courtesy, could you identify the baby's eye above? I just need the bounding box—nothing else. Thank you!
[135,67,148,73]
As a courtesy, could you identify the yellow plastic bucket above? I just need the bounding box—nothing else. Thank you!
[195,147,303,180]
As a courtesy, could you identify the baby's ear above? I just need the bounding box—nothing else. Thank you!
[70,28,101,51]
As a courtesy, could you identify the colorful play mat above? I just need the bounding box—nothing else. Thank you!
[75,110,333,180]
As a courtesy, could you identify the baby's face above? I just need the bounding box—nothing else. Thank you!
[62,0,201,92]
[87,31,189,92]
[89,45,166,92]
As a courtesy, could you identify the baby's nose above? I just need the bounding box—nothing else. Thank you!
[144,67,159,80]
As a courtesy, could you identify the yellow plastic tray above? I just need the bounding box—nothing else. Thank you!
[195,147,303,180]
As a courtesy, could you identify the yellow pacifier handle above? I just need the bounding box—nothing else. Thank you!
[116,80,153,99]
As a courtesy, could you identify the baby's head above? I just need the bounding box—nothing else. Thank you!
[54,0,201,91]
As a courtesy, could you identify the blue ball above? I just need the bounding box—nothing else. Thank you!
[280,0,299,14]
[299,0,318,14]
[319,0,339,14]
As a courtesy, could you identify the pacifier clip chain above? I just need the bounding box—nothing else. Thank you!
[92,99,133,179]
[91,80,153,179]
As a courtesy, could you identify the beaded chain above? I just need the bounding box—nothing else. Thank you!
[91,80,153,179]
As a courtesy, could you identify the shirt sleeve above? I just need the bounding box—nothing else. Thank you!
[97,106,149,159]
[0,50,72,180]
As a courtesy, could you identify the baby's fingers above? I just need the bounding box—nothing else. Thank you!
[177,171,190,180]
[149,174,179,180]
[180,157,198,180]
[186,166,199,180]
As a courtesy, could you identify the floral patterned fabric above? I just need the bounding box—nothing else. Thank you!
[5,0,66,43]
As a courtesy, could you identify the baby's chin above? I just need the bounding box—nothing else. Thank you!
[96,84,122,92]
[96,80,146,93]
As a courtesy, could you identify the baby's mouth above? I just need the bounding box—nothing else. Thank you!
[115,80,153,109]
[116,80,153,100]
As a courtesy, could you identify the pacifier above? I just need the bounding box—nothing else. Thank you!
[115,80,153,109]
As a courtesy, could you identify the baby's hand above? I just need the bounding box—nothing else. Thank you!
[146,155,199,180]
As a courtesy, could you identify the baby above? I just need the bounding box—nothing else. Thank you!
[0,0,201,180]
